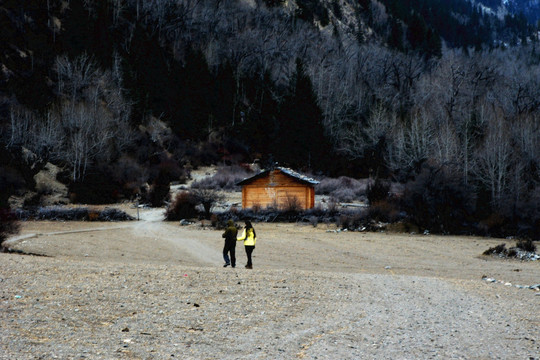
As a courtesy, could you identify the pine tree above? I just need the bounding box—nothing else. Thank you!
[276,59,331,170]
[388,18,404,51]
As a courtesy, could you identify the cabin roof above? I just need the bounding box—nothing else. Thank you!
[236,166,320,186]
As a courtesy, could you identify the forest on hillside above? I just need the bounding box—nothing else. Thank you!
[1,0,540,239]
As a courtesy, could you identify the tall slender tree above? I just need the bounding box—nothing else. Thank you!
[277,58,331,170]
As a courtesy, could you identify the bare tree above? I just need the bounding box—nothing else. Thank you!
[473,110,512,209]
[191,188,225,219]
[387,109,434,173]
[8,106,35,148]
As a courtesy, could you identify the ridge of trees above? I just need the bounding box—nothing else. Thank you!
[0,0,539,238]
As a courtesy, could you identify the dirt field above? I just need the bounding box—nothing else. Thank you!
[1,206,539,359]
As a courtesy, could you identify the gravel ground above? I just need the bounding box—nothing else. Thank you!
[1,207,539,359]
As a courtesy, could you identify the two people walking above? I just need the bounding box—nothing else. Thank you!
[222,220,257,269]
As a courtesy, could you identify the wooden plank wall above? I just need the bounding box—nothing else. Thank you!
[241,170,315,210]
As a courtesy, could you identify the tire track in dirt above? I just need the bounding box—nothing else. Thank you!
[131,209,221,266]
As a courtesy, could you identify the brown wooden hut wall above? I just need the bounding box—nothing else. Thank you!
[241,170,315,210]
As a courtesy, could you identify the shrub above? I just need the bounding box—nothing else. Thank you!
[191,188,225,219]
[478,213,507,238]
[0,208,20,249]
[282,195,302,213]
[400,163,475,234]
[516,239,537,253]
[36,206,89,220]
[317,176,364,193]
[13,206,133,222]
[165,192,199,221]
[330,188,357,203]
[110,156,148,198]
[251,203,262,214]
[88,210,100,221]
[368,199,402,223]
[338,211,367,230]
[98,208,135,221]
[69,172,121,204]
[191,165,252,191]
[147,182,170,207]
[507,248,518,257]
[483,243,506,256]
[366,178,391,205]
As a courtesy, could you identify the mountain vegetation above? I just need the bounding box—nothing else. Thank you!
[1,0,540,239]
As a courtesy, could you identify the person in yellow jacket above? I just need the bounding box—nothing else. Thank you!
[237,220,257,269]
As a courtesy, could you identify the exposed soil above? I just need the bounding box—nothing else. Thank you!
[1,205,539,359]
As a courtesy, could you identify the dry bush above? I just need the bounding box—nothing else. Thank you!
[88,210,100,221]
[338,211,366,230]
[165,191,199,221]
[13,207,133,221]
[478,213,507,238]
[366,178,391,205]
[191,165,252,191]
[330,188,357,203]
[110,156,148,198]
[483,243,507,256]
[316,176,366,202]
[516,239,537,253]
[0,208,20,249]
[368,199,401,223]
[282,195,302,213]
[400,163,475,234]
[98,208,135,221]
[68,171,122,204]
[191,188,225,219]
[147,182,170,207]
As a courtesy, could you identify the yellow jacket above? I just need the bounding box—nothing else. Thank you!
[237,228,256,246]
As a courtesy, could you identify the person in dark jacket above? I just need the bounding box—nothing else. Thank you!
[222,219,238,267]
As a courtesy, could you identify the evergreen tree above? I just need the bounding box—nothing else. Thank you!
[121,22,171,125]
[237,70,280,157]
[276,59,331,170]
[61,0,92,58]
[425,27,442,58]
[407,13,427,51]
[176,47,213,140]
[388,18,404,51]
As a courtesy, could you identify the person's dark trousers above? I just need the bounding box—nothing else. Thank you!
[244,245,255,267]
[223,242,236,267]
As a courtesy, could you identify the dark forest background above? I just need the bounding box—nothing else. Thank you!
[1,0,540,238]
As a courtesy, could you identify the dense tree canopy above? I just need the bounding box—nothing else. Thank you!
[1,0,539,236]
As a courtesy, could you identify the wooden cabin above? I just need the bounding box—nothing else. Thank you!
[236,167,319,210]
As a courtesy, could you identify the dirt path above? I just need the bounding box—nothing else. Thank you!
[1,212,539,359]
[131,209,219,266]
